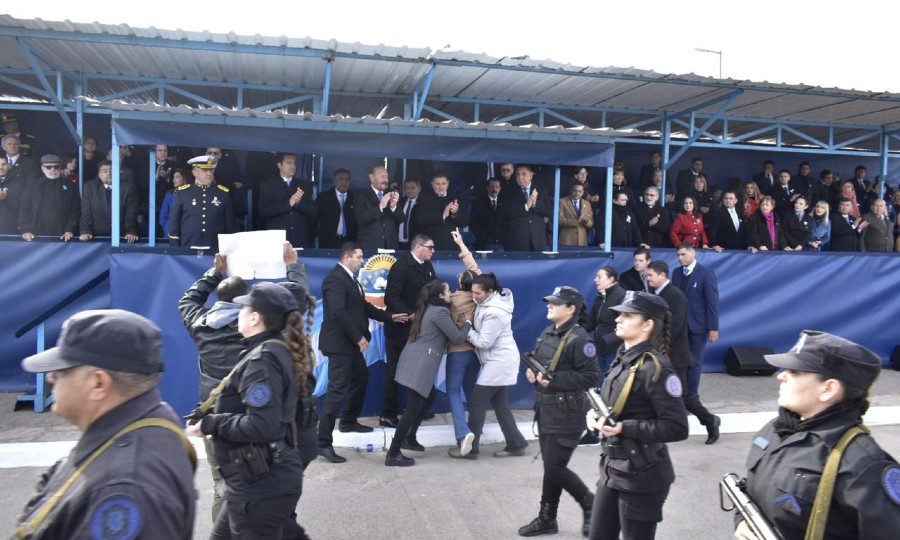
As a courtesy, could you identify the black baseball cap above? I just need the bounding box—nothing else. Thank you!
[22,309,164,374]
[764,330,881,390]
[233,282,299,320]
[610,291,670,320]
[543,286,585,308]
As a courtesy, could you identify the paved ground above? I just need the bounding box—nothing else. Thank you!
[1,371,898,539]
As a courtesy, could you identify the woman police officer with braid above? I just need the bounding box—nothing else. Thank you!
[586,291,689,540]
[519,286,600,537]
[186,282,311,539]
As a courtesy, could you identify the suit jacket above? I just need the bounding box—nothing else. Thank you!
[596,204,644,248]
[781,211,812,249]
[809,181,839,210]
[397,196,419,245]
[752,172,777,196]
[353,186,404,250]
[634,203,671,248]
[618,267,649,292]
[5,154,37,186]
[746,212,787,250]
[0,172,27,234]
[709,207,746,250]
[829,213,862,252]
[671,263,719,336]
[18,176,80,236]
[860,212,892,253]
[316,188,357,248]
[771,184,795,215]
[498,184,551,251]
[258,176,317,247]
[384,251,436,342]
[676,169,701,199]
[655,283,692,369]
[79,179,140,237]
[318,264,391,355]
[469,194,502,250]
[414,192,469,250]
[558,197,593,246]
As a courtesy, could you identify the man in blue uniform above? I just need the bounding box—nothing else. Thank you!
[168,155,234,248]
[15,309,197,539]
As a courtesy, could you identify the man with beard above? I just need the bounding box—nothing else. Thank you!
[19,154,80,241]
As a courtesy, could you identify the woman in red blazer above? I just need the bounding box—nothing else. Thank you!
[670,196,710,248]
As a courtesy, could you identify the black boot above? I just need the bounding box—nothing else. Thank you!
[578,492,594,537]
[517,501,558,537]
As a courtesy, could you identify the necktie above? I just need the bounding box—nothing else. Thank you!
[377,191,384,202]
[491,198,497,211]
[401,199,414,241]
[337,192,347,237]
[640,273,649,292]
[784,186,790,195]
[575,200,581,216]
[683,267,690,276]
[846,215,851,224]
[522,187,529,199]
[730,209,739,231]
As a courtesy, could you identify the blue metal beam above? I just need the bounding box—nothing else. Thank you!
[95,83,161,103]
[322,60,333,116]
[161,83,223,109]
[494,108,541,125]
[669,89,744,119]
[0,72,46,97]
[543,108,585,128]
[413,64,436,120]
[668,91,743,165]
[251,95,315,113]
[421,104,465,123]
[16,39,79,143]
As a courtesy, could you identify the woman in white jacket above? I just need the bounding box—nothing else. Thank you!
[464,273,529,458]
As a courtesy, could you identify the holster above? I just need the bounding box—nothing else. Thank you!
[602,438,663,470]
[537,391,585,412]
[297,395,319,428]
[219,444,270,482]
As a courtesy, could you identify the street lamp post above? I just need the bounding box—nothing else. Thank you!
[695,48,722,79]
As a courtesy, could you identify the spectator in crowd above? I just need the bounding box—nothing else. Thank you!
[497,162,516,188]
[808,200,831,251]
[751,159,776,195]
[572,166,600,204]
[670,195,709,249]
[886,190,900,224]
[154,144,178,198]
[742,181,763,218]
[830,198,867,252]
[382,234,437,428]
[809,169,839,209]
[840,181,862,218]
[2,134,37,183]
[746,196,787,253]
[618,246,652,293]
[649,169,676,209]
[597,191,645,250]
[584,265,626,381]
[19,154,80,242]
[849,165,869,212]
[465,273,529,458]
[690,174,715,221]
[771,169,798,215]
[354,165,403,250]
[499,164,551,251]
[709,190,746,251]
[159,168,188,238]
[386,279,472,467]
[415,172,468,250]
[105,148,136,186]
[1,113,37,157]
[676,157,705,201]
[0,155,25,234]
[258,153,317,248]
[167,156,234,248]
[635,186,671,248]
[470,177,503,250]
[79,160,140,243]
[60,154,78,184]
[558,182,594,246]
[316,168,357,248]
[397,179,421,249]
[781,196,812,251]
[791,161,814,200]
[610,168,637,211]
[80,136,101,184]
[861,199,892,252]
[639,150,662,192]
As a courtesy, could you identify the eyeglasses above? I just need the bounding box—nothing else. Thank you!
[42,165,61,170]
[418,244,435,251]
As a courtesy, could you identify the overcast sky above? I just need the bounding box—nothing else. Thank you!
[10,1,898,93]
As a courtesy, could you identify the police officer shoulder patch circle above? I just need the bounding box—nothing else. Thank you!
[90,495,142,540]
[664,374,682,398]
[582,342,596,358]
[884,465,900,506]
[247,383,272,407]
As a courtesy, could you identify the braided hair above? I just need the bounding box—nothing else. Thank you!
[262,302,315,398]
[649,310,672,358]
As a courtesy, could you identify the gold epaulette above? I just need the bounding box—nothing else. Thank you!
[176,184,191,191]
[216,185,230,193]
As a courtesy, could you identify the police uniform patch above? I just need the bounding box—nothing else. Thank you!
[774,494,802,516]
[247,383,272,407]
[90,496,142,540]
[664,374,682,398]
[884,466,900,506]
[582,342,596,358]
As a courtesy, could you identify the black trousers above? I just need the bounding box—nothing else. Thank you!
[674,365,716,426]
[212,492,300,539]
[317,351,368,446]
[589,483,668,540]
[540,433,590,504]
[388,386,436,454]
[468,384,527,453]
[382,329,408,417]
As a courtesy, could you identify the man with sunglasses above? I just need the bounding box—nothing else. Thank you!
[18,154,80,242]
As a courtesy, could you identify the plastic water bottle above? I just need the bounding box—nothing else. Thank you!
[355,444,378,453]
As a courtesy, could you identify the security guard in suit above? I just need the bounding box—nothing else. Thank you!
[168,155,234,248]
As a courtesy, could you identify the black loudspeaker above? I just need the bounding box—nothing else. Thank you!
[725,347,777,376]
[891,346,900,371]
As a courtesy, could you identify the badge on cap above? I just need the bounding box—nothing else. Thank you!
[91,495,142,540]
[791,332,808,354]
[582,342,596,358]
[664,374,682,398]
[247,383,272,407]
[552,287,562,296]
[884,466,900,506]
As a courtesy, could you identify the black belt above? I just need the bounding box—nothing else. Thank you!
[537,391,583,405]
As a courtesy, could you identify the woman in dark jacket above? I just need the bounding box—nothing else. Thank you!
[746,196,788,252]
[519,286,600,538]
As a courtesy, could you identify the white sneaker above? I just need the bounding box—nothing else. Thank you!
[460,432,475,456]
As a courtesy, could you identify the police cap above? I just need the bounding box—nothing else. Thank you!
[22,309,164,374]
[1,113,19,124]
[543,286,584,308]
[609,291,669,320]
[233,282,299,321]
[764,330,881,390]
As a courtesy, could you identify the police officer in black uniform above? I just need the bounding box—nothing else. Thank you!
[586,292,689,540]
[186,282,309,539]
[734,330,900,540]
[519,286,600,538]
[168,155,234,248]
[16,309,197,539]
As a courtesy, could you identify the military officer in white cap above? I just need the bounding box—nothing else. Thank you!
[167,155,234,248]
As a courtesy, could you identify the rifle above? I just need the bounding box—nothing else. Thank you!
[719,473,782,540]
[585,387,617,427]
[523,353,554,381]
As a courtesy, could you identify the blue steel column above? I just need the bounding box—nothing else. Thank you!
[322,60,332,116]
[881,129,889,199]
[661,114,671,201]
[551,167,560,251]
[148,149,157,246]
[603,167,613,250]
[75,77,84,196]
[110,125,121,248]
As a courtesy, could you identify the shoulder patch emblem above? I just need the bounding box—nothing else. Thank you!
[247,383,272,407]
[753,436,769,450]
[884,466,900,506]
[774,494,802,516]
[664,374,682,398]
[582,342,596,358]
[217,184,230,193]
[91,495,142,540]
[176,184,191,191]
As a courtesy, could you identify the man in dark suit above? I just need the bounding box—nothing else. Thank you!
[596,191,645,250]
[771,170,798,215]
[2,134,37,186]
[646,259,720,445]
[670,246,721,444]
[498,164,551,251]
[317,243,406,463]
[380,234,437,428]
[316,168,357,248]
[618,246,652,292]
[353,165,403,250]
[809,169,840,210]
[638,150,662,192]
[470,178,503,250]
[414,172,469,251]
[830,198,866,252]
[675,157,704,201]
[0,154,26,234]
[709,190,746,251]
[782,196,812,250]
[78,161,140,243]
[18,154,80,242]
[397,179,421,250]
[849,165,870,213]
[258,153,317,248]
[751,159,777,196]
